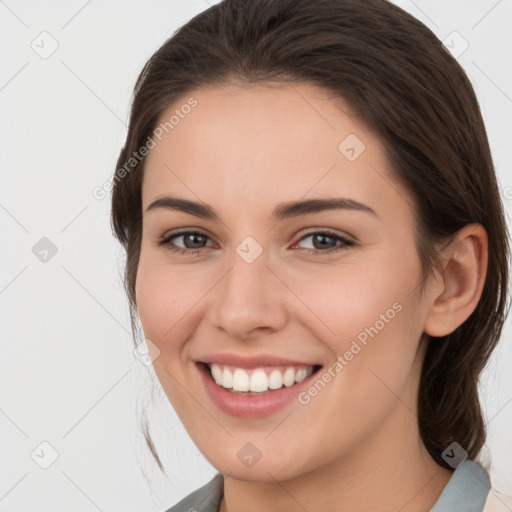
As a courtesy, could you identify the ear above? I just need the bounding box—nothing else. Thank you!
[423,223,488,338]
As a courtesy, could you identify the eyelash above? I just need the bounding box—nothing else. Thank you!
[156,229,355,256]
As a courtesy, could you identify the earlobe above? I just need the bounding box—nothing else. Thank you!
[423,223,488,338]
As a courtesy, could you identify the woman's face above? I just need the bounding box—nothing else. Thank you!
[136,82,434,480]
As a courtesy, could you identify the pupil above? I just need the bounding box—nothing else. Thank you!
[185,233,205,249]
[314,234,335,249]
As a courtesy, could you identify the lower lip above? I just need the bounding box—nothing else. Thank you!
[196,362,320,418]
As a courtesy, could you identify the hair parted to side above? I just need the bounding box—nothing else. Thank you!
[111,0,510,472]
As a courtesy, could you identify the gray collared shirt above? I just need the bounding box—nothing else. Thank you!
[165,460,490,512]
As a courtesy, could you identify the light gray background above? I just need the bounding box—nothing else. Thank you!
[1,1,511,511]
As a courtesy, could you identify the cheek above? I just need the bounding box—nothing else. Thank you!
[135,254,201,347]
[294,261,411,341]
[289,251,423,389]
[287,267,422,453]
[135,248,226,362]
[135,264,175,340]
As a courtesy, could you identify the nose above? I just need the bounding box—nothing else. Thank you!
[207,248,289,341]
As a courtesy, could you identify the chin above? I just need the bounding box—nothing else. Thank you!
[206,450,312,482]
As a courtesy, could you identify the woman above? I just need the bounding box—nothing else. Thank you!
[111,0,510,510]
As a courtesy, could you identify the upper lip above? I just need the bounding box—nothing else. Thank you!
[198,353,320,369]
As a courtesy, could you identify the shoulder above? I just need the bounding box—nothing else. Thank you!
[164,473,224,512]
[431,459,490,512]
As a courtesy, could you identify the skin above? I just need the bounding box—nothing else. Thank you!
[136,82,488,511]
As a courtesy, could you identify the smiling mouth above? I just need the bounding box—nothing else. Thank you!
[200,362,322,395]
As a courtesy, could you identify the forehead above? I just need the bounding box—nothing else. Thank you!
[141,82,412,222]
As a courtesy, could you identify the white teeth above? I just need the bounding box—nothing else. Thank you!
[208,363,316,393]
[268,369,283,390]
[295,368,308,382]
[232,368,249,392]
[249,369,268,392]
[221,367,233,389]
[282,367,295,387]
[211,364,223,385]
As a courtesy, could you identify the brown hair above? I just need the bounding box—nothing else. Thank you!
[111,0,510,472]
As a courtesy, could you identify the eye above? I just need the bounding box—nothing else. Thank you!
[293,230,355,256]
[156,230,215,255]
[156,229,355,257]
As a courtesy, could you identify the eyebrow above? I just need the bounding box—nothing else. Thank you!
[145,196,379,221]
